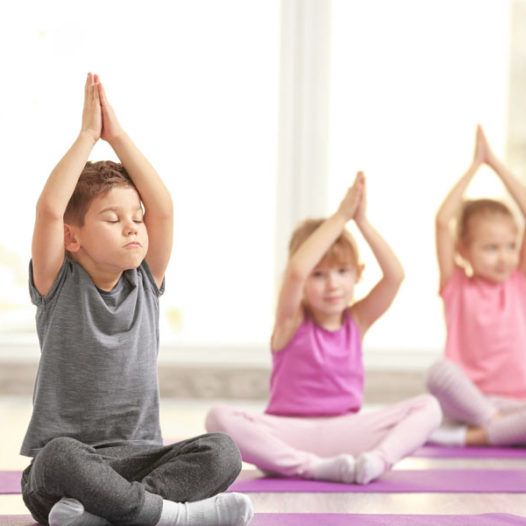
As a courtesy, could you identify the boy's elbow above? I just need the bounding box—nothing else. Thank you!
[35,199,63,222]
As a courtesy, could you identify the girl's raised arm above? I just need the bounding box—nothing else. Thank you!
[435,126,483,290]
[480,127,526,275]
[350,175,404,337]
[272,174,363,351]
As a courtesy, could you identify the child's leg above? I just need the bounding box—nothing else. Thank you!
[25,434,252,526]
[22,437,163,526]
[347,395,442,483]
[205,405,355,483]
[426,359,497,425]
[484,398,526,446]
[132,433,242,502]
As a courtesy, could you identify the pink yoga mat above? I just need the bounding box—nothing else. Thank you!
[415,445,526,459]
[230,469,526,493]
[251,513,526,525]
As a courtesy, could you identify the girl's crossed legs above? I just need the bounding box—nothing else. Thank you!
[206,394,441,484]
[427,359,526,446]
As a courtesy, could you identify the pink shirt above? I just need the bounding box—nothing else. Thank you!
[265,311,364,417]
[441,267,526,398]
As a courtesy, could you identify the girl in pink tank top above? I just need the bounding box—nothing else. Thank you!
[206,172,441,484]
[427,125,526,448]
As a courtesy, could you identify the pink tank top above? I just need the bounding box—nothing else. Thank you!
[265,311,364,417]
[441,267,526,398]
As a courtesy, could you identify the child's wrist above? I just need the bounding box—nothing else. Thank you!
[78,130,98,146]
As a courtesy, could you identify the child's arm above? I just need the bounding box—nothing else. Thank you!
[32,73,101,296]
[98,81,173,289]
[435,126,484,290]
[271,173,364,351]
[350,176,405,337]
[480,127,526,274]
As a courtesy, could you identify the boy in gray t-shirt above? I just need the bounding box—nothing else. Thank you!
[21,73,253,526]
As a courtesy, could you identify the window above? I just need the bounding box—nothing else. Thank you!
[0,1,279,353]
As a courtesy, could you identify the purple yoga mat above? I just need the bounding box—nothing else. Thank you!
[251,513,526,525]
[414,445,526,459]
[230,468,526,493]
[0,517,38,526]
[0,471,21,495]
[1,514,525,526]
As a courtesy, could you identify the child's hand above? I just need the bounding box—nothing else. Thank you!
[477,125,498,167]
[98,80,124,144]
[81,73,102,143]
[473,124,486,166]
[337,171,365,221]
[354,172,367,223]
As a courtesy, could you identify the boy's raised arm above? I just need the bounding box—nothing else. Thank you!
[32,74,101,296]
[98,82,173,289]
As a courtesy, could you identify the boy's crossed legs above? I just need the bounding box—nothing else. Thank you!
[22,433,253,526]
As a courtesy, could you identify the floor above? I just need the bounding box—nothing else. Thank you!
[2,396,526,519]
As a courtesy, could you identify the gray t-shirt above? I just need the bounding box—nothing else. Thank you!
[21,259,164,457]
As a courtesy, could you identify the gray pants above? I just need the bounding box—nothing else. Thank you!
[21,433,242,526]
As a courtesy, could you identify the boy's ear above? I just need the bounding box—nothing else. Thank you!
[64,224,81,253]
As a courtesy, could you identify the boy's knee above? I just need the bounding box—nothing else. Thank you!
[33,437,86,475]
[32,437,86,487]
[205,432,242,479]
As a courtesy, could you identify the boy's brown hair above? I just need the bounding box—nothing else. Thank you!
[457,199,516,245]
[64,161,136,226]
[289,218,360,269]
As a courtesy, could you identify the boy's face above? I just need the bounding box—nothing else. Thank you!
[73,186,148,273]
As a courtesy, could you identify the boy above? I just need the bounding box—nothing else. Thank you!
[21,73,253,526]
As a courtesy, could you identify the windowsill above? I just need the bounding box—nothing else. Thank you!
[0,333,441,370]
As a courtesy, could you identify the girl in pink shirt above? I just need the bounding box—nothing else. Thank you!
[427,125,526,447]
[206,172,441,484]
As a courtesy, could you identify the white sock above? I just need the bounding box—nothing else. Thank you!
[48,498,110,526]
[309,454,355,483]
[156,492,254,526]
[427,423,467,446]
[355,452,385,485]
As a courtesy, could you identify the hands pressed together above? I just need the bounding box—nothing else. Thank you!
[81,72,123,145]
[472,124,498,168]
[338,171,367,224]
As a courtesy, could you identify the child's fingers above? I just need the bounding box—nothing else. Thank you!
[98,82,108,106]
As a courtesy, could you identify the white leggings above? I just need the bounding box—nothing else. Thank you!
[426,359,526,445]
[205,395,441,478]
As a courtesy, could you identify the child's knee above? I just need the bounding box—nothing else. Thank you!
[425,359,457,394]
[207,432,242,473]
[205,405,233,433]
[32,437,86,488]
[421,394,443,429]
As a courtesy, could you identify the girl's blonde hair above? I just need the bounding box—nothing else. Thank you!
[457,199,516,245]
[289,218,360,269]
